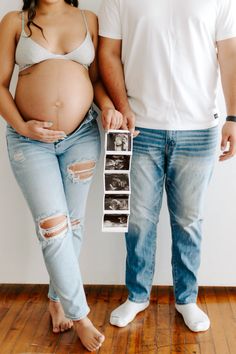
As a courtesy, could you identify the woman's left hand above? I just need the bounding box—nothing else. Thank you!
[101,107,123,131]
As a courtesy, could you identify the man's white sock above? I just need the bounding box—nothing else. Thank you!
[175,303,210,332]
[110,299,149,327]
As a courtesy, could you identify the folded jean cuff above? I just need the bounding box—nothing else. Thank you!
[48,295,60,302]
[66,306,90,321]
[128,295,150,303]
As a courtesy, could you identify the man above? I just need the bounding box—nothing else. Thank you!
[98,0,236,332]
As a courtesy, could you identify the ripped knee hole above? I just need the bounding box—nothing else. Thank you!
[39,214,68,239]
[68,160,96,181]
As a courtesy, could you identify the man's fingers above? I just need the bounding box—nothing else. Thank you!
[133,130,140,138]
[103,113,112,131]
[113,114,123,129]
[219,143,236,161]
[117,115,123,129]
[127,115,135,134]
[110,116,117,130]
[121,116,128,130]
[221,136,228,151]
[220,152,232,161]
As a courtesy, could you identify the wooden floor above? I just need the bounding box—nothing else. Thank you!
[0,285,235,354]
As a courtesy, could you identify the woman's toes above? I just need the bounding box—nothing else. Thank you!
[98,334,105,343]
[49,300,73,334]
[53,326,60,333]
[74,317,105,351]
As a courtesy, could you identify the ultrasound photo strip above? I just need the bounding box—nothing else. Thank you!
[105,130,133,155]
[103,130,133,232]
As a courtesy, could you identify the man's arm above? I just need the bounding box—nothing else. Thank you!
[86,11,123,131]
[98,37,136,134]
[217,37,236,161]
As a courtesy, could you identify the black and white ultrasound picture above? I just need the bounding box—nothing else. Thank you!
[104,195,129,211]
[105,173,130,192]
[103,214,129,228]
[105,155,130,171]
[106,132,131,152]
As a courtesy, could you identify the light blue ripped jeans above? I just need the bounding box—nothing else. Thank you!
[6,108,101,320]
[126,126,218,305]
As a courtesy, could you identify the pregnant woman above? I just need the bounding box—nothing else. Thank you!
[0,0,122,351]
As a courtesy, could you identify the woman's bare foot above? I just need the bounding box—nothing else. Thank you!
[49,300,73,333]
[74,317,105,352]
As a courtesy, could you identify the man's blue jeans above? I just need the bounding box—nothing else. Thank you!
[126,126,218,304]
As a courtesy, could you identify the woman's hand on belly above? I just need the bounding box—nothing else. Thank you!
[19,119,67,143]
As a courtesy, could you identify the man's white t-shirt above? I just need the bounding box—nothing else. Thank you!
[99,0,236,130]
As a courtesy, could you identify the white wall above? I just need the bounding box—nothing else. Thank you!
[0,0,236,286]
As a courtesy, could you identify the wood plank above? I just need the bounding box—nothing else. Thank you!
[0,285,34,347]
[26,306,59,353]
[204,287,230,354]
[214,287,236,354]
[171,343,201,353]
[141,296,158,352]
[196,287,214,347]
[126,320,143,354]
[2,285,45,353]
[199,341,216,354]
[97,286,122,354]
[0,284,23,322]
[12,285,48,353]
[109,287,130,354]
[226,287,236,318]
[156,287,171,350]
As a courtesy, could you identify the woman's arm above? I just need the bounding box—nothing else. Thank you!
[0,12,66,143]
[85,11,123,131]
[0,12,26,133]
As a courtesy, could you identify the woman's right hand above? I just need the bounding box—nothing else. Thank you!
[19,120,67,143]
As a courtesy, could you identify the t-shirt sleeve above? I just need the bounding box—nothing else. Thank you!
[98,0,122,39]
[216,0,236,41]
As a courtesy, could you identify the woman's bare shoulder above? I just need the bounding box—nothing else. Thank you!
[72,7,97,21]
[0,11,22,24]
[83,10,98,34]
[83,10,97,21]
[0,11,21,33]
[70,7,97,37]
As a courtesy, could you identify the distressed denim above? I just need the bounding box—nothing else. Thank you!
[126,126,218,304]
[6,108,101,320]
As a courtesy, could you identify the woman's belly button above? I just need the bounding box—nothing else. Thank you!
[54,100,62,108]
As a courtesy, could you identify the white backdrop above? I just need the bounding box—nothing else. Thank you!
[0,0,236,286]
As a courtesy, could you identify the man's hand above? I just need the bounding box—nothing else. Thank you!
[120,109,139,137]
[101,107,123,131]
[219,121,236,161]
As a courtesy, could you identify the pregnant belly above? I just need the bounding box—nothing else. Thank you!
[15,60,94,134]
